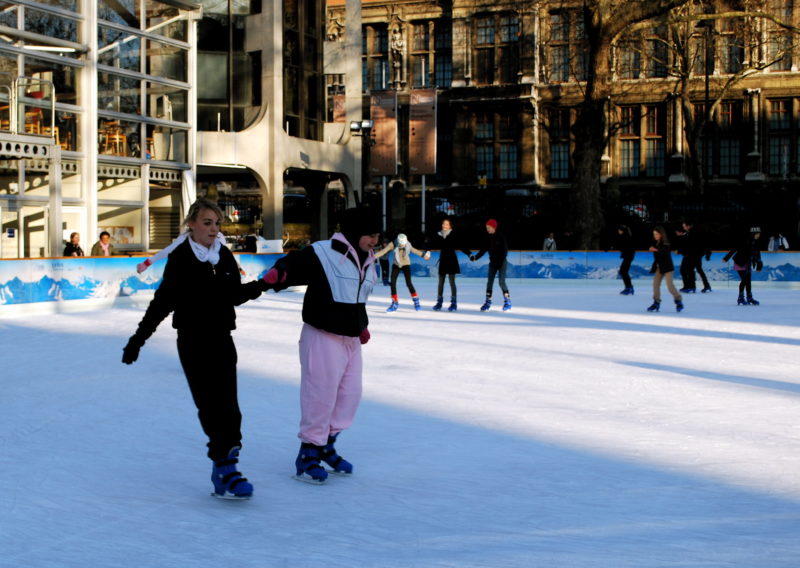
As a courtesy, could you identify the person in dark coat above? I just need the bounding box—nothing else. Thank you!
[647,226,683,312]
[121,198,269,500]
[430,217,472,311]
[723,226,763,305]
[471,218,511,311]
[63,232,84,256]
[616,225,635,295]
[675,220,712,293]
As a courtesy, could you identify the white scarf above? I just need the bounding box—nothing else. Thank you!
[439,229,452,239]
[188,235,221,266]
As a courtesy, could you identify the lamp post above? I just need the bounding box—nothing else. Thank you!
[696,20,711,196]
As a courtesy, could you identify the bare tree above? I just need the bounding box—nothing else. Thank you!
[566,0,693,249]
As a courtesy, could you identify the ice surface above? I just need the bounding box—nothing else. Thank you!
[2,278,799,567]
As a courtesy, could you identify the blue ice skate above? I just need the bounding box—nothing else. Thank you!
[502,296,512,311]
[211,446,253,499]
[320,433,353,475]
[295,443,328,484]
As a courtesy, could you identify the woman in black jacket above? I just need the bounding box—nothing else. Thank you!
[723,226,763,305]
[121,198,268,500]
[63,232,84,256]
[647,226,683,312]
[430,217,472,311]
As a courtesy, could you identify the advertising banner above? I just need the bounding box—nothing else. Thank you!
[409,89,437,175]
[369,92,397,176]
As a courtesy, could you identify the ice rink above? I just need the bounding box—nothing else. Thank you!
[2,278,799,567]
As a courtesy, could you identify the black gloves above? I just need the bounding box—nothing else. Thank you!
[705,252,711,261]
[122,334,145,365]
[755,260,763,272]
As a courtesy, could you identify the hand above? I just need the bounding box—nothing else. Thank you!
[705,252,711,261]
[469,255,476,261]
[262,266,287,288]
[136,259,152,274]
[122,335,144,364]
[755,260,763,272]
[423,251,431,261]
[359,328,371,345]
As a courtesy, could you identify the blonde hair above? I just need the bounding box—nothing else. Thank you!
[184,198,223,227]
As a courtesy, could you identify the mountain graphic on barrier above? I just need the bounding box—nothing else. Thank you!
[0,276,59,304]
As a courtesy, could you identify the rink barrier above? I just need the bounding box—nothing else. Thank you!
[1,250,798,312]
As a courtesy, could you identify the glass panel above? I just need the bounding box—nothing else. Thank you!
[146,5,186,41]
[62,163,81,198]
[98,118,141,158]
[0,162,19,195]
[22,159,50,197]
[146,82,187,123]
[0,4,18,27]
[98,73,141,115]
[20,204,47,257]
[23,57,79,105]
[146,38,187,81]
[97,204,142,250]
[99,26,141,72]
[24,7,78,44]
[33,1,78,11]
[1,205,21,258]
[151,127,187,162]
[99,0,141,29]
[97,172,142,201]
[57,110,79,151]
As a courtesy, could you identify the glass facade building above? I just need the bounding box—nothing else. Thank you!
[0,0,200,258]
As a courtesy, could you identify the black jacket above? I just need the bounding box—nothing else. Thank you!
[723,238,762,271]
[650,243,675,274]
[616,232,635,261]
[134,240,265,340]
[676,229,709,259]
[274,236,375,337]
[432,230,471,275]
[63,243,84,256]
[473,232,509,269]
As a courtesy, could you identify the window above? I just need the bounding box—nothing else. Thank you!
[618,36,641,79]
[619,106,641,178]
[768,99,793,175]
[473,13,519,85]
[198,0,262,132]
[644,106,665,177]
[549,108,571,180]
[411,23,430,87]
[718,102,741,176]
[473,112,519,181]
[433,20,452,87]
[362,25,389,90]
[645,29,667,78]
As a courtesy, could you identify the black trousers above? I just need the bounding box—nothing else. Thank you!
[177,330,242,461]
[680,255,710,289]
[390,264,416,296]
[619,257,633,289]
[735,269,753,297]
[437,273,457,297]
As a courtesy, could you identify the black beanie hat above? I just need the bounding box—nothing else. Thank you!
[339,207,382,245]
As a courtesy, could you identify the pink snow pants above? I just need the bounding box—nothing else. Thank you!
[298,323,363,446]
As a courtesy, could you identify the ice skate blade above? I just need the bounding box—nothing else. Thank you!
[326,469,353,477]
[211,491,252,500]
[293,473,326,485]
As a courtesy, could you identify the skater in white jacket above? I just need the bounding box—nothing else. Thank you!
[374,233,431,311]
